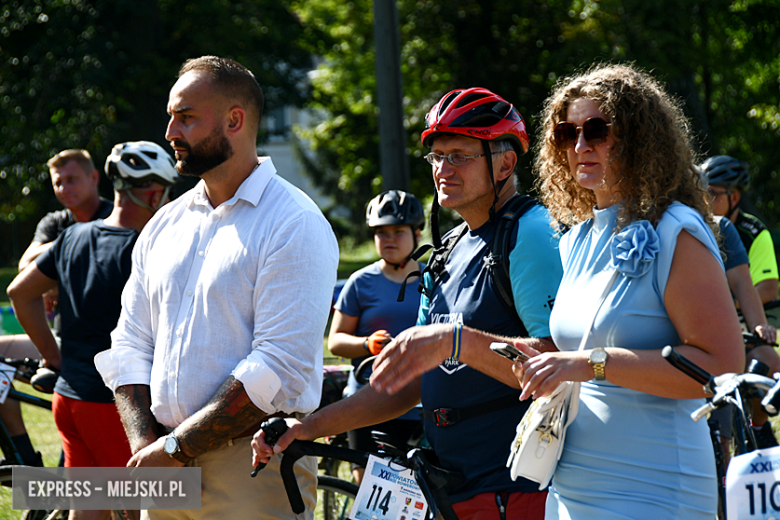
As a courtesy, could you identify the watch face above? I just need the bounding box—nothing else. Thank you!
[164,436,178,455]
[590,349,608,364]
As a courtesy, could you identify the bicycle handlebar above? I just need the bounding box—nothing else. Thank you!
[661,346,715,393]
[354,355,376,386]
[252,417,462,520]
[663,346,780,420]
[251,418,370,514]
[250,416,290,476]
[1,357,41,372]
[743,331,779,348]
[691,401,718,422]
[1,357,59,393]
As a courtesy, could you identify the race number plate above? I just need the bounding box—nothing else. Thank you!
[350,454,429,520]
[727,445,780,519]
[0,362,16,404]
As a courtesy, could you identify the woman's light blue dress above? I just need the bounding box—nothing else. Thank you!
[546,203,719,519]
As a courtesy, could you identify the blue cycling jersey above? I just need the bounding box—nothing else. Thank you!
[418,203,562,503]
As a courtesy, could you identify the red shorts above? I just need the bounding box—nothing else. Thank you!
[52,392,133,467]
[452,490,547,520]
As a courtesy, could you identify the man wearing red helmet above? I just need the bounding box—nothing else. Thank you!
[254,88,562,519]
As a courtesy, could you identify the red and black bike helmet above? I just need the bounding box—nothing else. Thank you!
[421,88,530,235]
[421,88,529,154]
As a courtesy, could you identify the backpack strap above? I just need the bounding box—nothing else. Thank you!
[397,222,469,303]
[399,195,539,321]
[485,195,539,321]
[418,222,469,300]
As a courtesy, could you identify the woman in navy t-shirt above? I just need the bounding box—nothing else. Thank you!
[329,190,426,482]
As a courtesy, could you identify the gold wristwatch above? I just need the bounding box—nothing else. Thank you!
[588,348,608,381]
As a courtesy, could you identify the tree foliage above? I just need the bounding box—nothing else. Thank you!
[292,0,780,235]
[1,0,778,246]
[0,0,312,224]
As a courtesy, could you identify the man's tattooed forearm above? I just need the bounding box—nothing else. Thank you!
[115,384,164,453]
[176,376,266,459]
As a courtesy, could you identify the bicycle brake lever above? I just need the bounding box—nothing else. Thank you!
[251,417,289,477]
[762,378,780,415]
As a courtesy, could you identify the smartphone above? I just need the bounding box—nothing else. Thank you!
[489,342,530,363]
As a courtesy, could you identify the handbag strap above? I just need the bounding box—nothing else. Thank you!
[576,270,619,352]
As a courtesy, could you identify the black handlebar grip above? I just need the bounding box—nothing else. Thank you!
[251,417,289,477]
[661,346,714,387]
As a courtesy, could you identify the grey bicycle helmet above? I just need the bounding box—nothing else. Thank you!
[105,141,179,190]
[700,155,750,189]
[366,190,425,230]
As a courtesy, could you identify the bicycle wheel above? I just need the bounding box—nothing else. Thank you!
[0,465,13,487]
[0,465,69,519]
[317,475,358,520]
[318,433,353,491]
[320,452,350,480]
[21,510,69,520]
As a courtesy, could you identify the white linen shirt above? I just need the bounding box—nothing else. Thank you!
[95,158,338,428]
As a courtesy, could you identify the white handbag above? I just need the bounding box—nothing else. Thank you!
[507,270,618,490]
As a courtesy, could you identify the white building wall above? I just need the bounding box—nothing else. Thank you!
[257,106,333,210]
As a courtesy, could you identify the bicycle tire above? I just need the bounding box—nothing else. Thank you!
[320,455,352,491]
[317,475,358,520]
[21,510,69,520]
[0,465,13,487]
[0,465,69,519]
[318,433,353,494]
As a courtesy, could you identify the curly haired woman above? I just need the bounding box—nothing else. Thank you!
[511,63,744,519]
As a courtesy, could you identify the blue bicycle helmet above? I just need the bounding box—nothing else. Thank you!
[700,155,750,189]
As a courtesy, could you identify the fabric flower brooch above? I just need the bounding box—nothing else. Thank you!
[610,220,660,278]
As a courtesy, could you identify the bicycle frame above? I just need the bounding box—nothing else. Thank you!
[663,345,780,519]
[726,383,759,455]
[0,359,53,465]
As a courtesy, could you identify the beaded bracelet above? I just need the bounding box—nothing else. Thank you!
[451,322,463,360]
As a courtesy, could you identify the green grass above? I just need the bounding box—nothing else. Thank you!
[0,244,365,518]
[0,383,60,519]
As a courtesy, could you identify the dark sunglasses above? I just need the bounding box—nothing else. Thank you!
[553,117,612,150]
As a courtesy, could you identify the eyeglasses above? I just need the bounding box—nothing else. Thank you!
[707,188,729,200]
[424,151,501,167]
[552,117,612,150]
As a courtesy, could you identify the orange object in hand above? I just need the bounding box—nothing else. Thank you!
[367,330,390,356]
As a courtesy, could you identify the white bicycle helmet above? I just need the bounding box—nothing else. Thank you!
[105,141,178,188]
[105,141,179,212]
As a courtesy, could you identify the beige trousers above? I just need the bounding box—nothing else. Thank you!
[142,436,316,520]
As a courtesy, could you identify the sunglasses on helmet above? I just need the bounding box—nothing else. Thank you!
[552,117,612,150]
